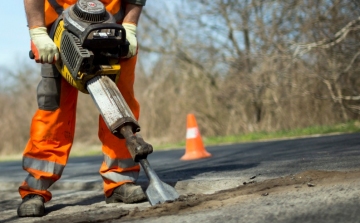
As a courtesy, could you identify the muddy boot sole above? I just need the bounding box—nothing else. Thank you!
[17,194,45,217]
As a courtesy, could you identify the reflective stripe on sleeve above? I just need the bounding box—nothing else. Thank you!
[25,174,55,190]
[48,0,64,15]
[101,171,139,183]
[103,154,137,169]
[23,157,65,176]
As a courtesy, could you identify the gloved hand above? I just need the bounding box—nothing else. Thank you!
[122,23,138,58]
[29,27,59,63]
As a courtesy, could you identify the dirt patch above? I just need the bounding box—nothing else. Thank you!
[4,169,360,223]
[116,169,360,222]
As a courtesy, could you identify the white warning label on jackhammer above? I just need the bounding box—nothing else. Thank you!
[186,127,199,139]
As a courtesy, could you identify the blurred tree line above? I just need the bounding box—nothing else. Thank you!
[0,0,359,155]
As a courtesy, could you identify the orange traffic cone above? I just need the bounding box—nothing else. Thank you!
[180,113,212,160]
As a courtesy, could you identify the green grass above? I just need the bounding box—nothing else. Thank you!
[153,120,360,150]
[202,120,360,146]
[1,121,360,161]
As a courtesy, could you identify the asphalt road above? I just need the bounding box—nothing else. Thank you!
[1,132,360,222]
[1,132,359,188]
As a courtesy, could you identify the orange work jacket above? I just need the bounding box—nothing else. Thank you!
[45,0,123,27]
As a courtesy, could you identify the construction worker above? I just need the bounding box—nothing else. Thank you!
[18,0,147,217]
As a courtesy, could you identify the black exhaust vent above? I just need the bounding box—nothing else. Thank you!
[73,0,106,23]
[60,31,93,79]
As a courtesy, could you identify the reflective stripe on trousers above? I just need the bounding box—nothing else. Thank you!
[25,175,55,191]
[22,155,139,191]
[101,171,139,183]
[101,154,139,188]
[22,157,64,191]
[103,154,137,169]
[23,157,65,176]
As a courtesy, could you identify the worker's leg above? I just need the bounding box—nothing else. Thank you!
[18,64,78,203]
[98,56,145,203]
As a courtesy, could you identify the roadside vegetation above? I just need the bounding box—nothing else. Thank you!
[203,120,360,146]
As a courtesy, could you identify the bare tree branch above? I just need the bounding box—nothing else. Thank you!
[293,16,360,56]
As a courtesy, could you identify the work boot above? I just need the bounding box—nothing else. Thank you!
[17,194,45,217]
[105,183,147,204]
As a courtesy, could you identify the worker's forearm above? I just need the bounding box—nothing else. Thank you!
[123,4,143,25]
[24,0,45,28]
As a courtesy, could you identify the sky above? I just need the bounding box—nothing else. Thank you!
[0,0,30,69]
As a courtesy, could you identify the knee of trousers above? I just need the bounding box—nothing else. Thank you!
[37,64,61,111]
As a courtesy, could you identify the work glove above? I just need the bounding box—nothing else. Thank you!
[122,23,138,58]
[29,27,59,64]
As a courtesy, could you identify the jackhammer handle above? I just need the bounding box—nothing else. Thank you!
[79,23,127,44]
[28,50,59,63]
[29,50,35,59]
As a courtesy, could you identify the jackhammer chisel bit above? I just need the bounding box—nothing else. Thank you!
[120,125,180,205]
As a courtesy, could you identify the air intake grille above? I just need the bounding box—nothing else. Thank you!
[60,31,92,79]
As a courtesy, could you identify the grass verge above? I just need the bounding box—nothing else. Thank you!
[1,121,360,161]
[154,120,360,150]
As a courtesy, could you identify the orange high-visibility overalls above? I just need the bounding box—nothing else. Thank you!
[19,0,141,202]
